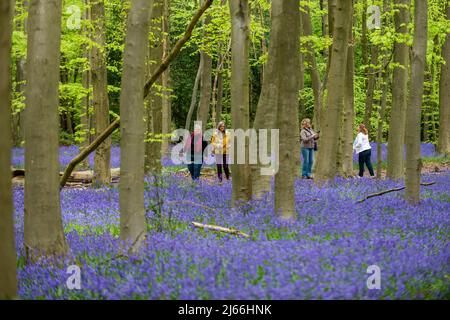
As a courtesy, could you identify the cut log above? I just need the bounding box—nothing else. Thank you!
[191,221,250,238]
[12,168,120,184]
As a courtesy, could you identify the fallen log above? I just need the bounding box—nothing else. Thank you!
[58,0,214,189]
[191,221,250,238]
[12,168,120,184]
[356,182,436,203]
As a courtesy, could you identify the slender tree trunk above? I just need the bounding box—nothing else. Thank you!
[0,0,17,299]
[196,0,212,130]
[229,0,252,204]
[24,0,68,261]
[161,0,171,156]
[273,0,301,219]
[361,0,368,70]
[120,0,152,250]
[340,11,355,178]
[146,0,164,174]
[80,0,91,168]
[405,0,427,203]
[387,0,410,179]
[91,0,111,184]
[377,67,390,179]
[314,0,352,182]
[364,44,379,136]
[186,57,202,131]
[438,4,450,156]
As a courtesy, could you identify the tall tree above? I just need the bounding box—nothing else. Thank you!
[273,0,301,219]
[338,3,355,178]
[438,3,450,156]
[0,0,17,299]
[301,1,323,130]
[186,57,202,131]
[91,0,111,185]
[161,0,172,156]
[120,0,152,250]
[314,0,352,181]
[24,0,68,261]
[196,0,213,131]
[229,0,252,203]
[146,0,164,173]
[405,0,428,203]
[387,0,411,179]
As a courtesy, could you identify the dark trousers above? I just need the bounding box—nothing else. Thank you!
[187,163,202,180]
[358,149,374,177]
[216,154,230,181]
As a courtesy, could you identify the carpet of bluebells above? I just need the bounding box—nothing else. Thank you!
[11,144,450,299]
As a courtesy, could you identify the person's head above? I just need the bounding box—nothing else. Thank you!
[301,118,311,129]
[217,121,226,133]
[358,124,368,135]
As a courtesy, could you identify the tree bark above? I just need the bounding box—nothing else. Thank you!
[438,4,450,156]
[120,0,152,251]
[363,44,379,136]
[387,0,411,179]
[301,1,323,130]
[0,0,17,299]
[146,0,164,174]
[91,0,111,185]
[229,0,252,204]
[405,0,428,204]
[314,0,352,182]
[186,57,202,131]
[80,0,91,168]
[273,0,301,219]
[339,11,355,178]
[161,0,171,156]
[196,0,213,131]
[24,0,68,261]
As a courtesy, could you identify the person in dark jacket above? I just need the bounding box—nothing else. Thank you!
[184,125,208,180]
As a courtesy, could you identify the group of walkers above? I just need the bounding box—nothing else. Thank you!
[299,118,375,179]
[184,119,375,181]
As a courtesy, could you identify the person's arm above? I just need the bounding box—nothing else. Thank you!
[300,129,314,142]
[353,133,362,150]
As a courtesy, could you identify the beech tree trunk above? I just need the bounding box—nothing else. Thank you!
[196,0,212,130]
[91,0,111,185]
[146,0,164,174]
[229,0,252,203]
[314,0,352,182]
[405,0,428,203]
[80,0,91,168]
[339,10,355,178]
[24,0,68,261]
[387,0,411,179]
[0,0,17,299]
[301,1,323,130]
[186,57,202,131]
[119,0,152,250]
[161,0,172,156]
[363,44,379,137]
[273,0,301,219]
[438,4,450,156]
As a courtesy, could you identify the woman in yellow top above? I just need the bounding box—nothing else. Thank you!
[211,121,230,182]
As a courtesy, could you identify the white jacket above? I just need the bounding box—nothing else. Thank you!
[353,132,371,154]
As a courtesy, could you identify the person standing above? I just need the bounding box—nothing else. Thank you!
[211,121,230,182]
[184,124,208,180]
[300,118,319,179]
[353,124,375,178]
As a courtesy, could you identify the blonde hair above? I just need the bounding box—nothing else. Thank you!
[301,118,311,128]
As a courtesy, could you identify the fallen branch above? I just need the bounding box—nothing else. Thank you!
[191,221,250,238]
[356,182,436,203]
[59,0,214,189]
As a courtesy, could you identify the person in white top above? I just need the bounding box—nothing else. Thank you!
[353,124,374,177]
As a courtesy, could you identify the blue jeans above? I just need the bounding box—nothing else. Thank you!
[187,163,202,180]
[301,147,314,177]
